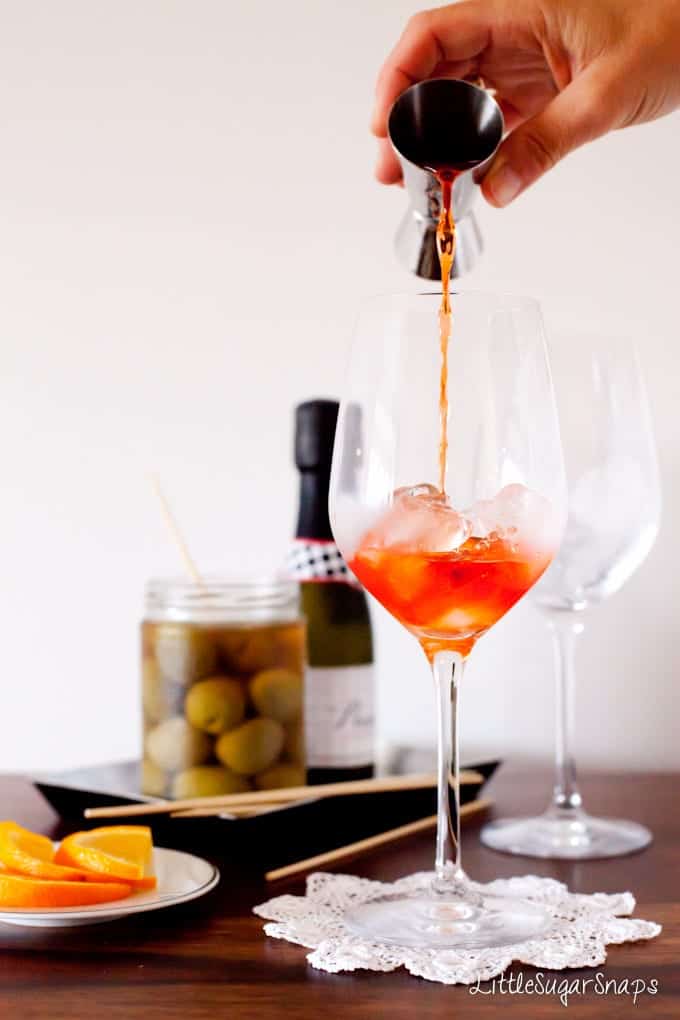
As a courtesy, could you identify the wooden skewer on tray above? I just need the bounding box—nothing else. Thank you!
[174,804,287,818]
[84,770,484,820]
[265,798,492,882]
[173,803,291,818]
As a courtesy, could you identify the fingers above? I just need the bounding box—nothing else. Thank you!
[375,136,403,184]
[494,97,526,134]
[371,1,491,136]
[483,61,618,206]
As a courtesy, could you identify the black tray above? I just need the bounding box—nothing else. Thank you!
[34,759,499,873]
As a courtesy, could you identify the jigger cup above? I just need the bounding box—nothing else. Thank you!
[388,78,504,279]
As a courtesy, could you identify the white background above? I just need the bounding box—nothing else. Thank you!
[0,0,677,773]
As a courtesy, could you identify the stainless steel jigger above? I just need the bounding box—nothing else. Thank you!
[388,79,504,280]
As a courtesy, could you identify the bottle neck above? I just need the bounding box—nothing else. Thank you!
[295,470,333,540]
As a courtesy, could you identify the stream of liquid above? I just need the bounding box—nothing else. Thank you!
[434,170,457,495]
[349,168,558,661]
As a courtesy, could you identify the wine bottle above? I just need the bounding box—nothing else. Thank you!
[289,399,375,784]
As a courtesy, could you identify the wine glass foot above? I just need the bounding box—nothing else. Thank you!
[480,812,652,860]
[343,892,552,949]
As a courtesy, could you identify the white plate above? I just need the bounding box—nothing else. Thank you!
[0,846,220,927]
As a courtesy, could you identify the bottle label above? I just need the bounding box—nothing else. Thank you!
[304,664,375,768]
[287,538,359,586]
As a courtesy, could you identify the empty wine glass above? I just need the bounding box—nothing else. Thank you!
[481,330,661,859]
[329,291,566,949]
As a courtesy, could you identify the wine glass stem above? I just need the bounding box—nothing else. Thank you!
[548,613,585,814]
[432,649,465,893]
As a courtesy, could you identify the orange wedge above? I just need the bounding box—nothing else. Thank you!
[55,826,156,890]
[0,873,132,908]
[0,821,89,881]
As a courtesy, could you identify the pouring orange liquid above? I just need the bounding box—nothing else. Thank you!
[433,169,456,495]
[349,170,555,659]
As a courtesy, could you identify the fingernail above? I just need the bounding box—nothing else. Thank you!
[487,162,523,206]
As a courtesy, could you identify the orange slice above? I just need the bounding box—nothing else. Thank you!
[0,821,88,881]
[55,826,156,890]
[0,873,132,908]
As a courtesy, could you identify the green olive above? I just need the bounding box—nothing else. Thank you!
[185,676,246,734]
[272,624,306,672]
[217,627,281,674]
[215,717,285,776]
[250,668,303,724]
[171,766,250,799]
[282,718,305,764]
[141,757,168,797]
[145,716,212,772]
[142,657,184,723]
[254,763,306,791]
[141,623,154,659]
[153,624,217,686]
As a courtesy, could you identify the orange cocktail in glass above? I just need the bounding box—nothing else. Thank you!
[351,483,555,659]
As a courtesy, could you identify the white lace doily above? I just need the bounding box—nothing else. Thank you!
[254,871,661,985]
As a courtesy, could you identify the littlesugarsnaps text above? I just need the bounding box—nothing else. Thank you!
[469,972,659,1007]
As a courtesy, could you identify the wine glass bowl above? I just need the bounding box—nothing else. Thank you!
[329,291,566,948]
[531,337,660,613]
[481,330,661,859]
[349,481,558,660]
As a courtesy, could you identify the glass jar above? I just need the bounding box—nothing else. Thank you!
[141,576,306,799]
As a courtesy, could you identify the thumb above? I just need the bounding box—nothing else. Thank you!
[483,63,617,207]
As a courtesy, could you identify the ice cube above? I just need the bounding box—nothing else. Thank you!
[465,498,496,539]
[393,483,443,501]
[408,500,472,553]
[494,484,551,533]
[433,607,483,635]
[466,484,559,552]
[370,485,471,553]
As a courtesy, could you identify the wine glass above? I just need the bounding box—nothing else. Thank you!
[481,330,661,859]
[329,291,566,949]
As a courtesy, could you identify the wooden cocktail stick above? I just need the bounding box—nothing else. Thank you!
[149,473,203,585]
[84,770,483,820]
[171,804,279,819]
[265,798,492,882]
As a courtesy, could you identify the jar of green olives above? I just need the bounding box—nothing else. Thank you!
[141,576,306,799]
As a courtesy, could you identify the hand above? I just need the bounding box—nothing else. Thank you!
[372,0,680,205]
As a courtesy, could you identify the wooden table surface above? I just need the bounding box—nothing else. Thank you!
[1,767,677,1019]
